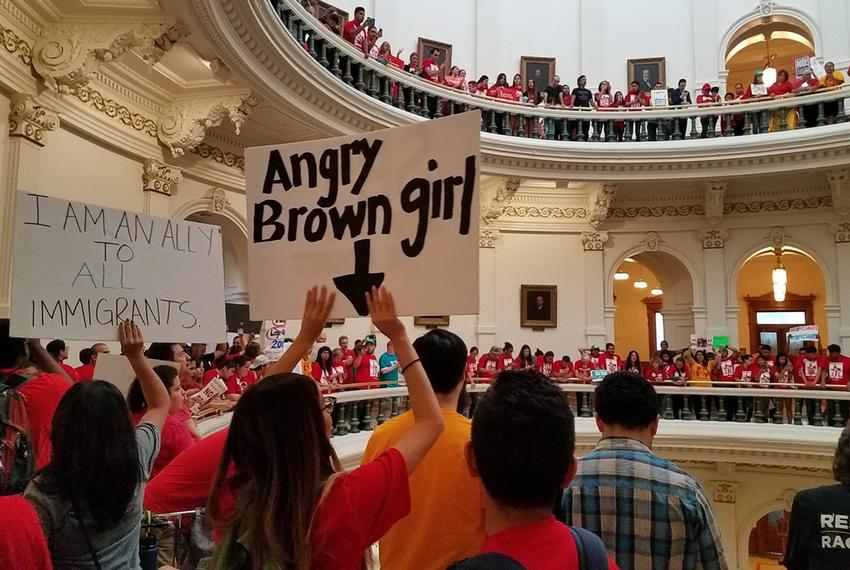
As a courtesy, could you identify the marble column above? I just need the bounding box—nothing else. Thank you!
[832,222,850,348]
[582,231,608,347]
[477,228,499,351]
[702,229,730,342]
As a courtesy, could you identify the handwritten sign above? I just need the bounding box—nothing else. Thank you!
[750,83,768,97]
[788,325,819,342]
[651,89,668,107]
[92,353,180,396]
[245,113,481,319]
[10,192,226,342]
[794,55,811,78]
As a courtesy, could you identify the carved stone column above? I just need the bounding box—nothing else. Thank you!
[156,93,257,158]
[827,168,850,217]
[582,231,609,346]
[141,159,182,217]
[477,229,500,351]
[702,229,730,342]
[0,94,60,317]
[832,223,850,348]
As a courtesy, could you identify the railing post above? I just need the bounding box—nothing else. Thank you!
[434,98,444,118]
[516,115,526,137]
[757,111,768,134]
[307,34,317,59]
[330,49,341,76]
[317,40,328,68]
[639,120,648,142]
[560,118,569,141]
[544,118,554,140]
[406,87,416,114]
[367,71,379,98]
[699,395,709,421]
[793,398,803,425]
[354,64,366,92]
[779,108,788,131]
[689,116,699,139]
[394,83,405,109]
[754,397,765,423]
[797,107,807,129]
[579,392,591,417]
[838,99,847,123]
[335,404,349,435]
[672,118,682,140]
[347,402,360,433]
[342,57,353,85]
[420,93,430,117]
[662,394,674,420]
[716,396,726,422]
[832,401,845,427]
[816,102,827,127]
[812,400,824,426]
[744,113,753,135]
[360,399,374,431]
[532,117,542,139]
[376,398,388,425]
[605,120,615,142]
[773,401,783,425]
[590,121,600,142]
[488,110,497,133]
[294,19,304,45]
[447,100,456,116]
[682,399,694,420]
[708,116,717,138]
[577,119,585,141]
[380,77,392,105]
[624,120,632,141]
[390,396,400,418]
[735,396,747,422]
[462,395,472,418]
[724,114,734,137]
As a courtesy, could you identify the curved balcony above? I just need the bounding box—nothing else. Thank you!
[186,0,850,180]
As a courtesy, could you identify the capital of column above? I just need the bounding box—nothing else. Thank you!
[581,231,608,251]
[827,167,850,217]
[832,222,850,244]
[142,159,183,196]
[710,481,738,504]
[702,229,728,249]
[479,228,500,248]
[8,93,60,146]
[156,93,257,158]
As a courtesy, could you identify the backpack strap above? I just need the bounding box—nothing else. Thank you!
[570,527,610,570]
[0,371,36,392]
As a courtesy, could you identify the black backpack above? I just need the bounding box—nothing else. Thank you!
[0,371,36,495]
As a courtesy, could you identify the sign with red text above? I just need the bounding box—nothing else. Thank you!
[245,113,481,319]
[10,192,226,342]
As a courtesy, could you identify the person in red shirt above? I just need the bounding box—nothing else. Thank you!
[202,357,235,387]
[573,353,597,384]
[824,344,850,423]
[515,344,535,370]
[421,47,443,83]
[599,343,623,374]
[498,342,516,372]
[338,335,356,384]
[0,495,53,570]
[794,346,824,425]
[341,6,367,45]
[223,356,257,399]
[209,285,445,569]
[477,346,501,382]
[352,338,379,387]
[45,339,79,383]
[773,353,796,423]
[537,351,555,378]
[794,68,822,128]
[312,345,345,386]
[74,343,109,382]
[552,355,573,381]
[696,83,717,138]
[768,69,797,131]
[453,371,618,569]
[646,358,666,383]
[465,346,479,382]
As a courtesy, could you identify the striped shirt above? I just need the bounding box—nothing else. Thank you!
[561,437,727,570]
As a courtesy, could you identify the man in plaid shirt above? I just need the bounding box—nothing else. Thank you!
[560,372,728,570]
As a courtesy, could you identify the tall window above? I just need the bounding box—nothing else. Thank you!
[655,312,665,350]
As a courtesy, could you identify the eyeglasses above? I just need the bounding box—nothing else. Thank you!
[321,397,337,414]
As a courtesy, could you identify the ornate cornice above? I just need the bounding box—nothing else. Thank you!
[190,142,246,170]
[1,24,32,66]
[710,481,738,504]
[608,196,832,218]
[8,93,59,145]
[827,168,850,217]
[482,176,521,221]
[609,204,704,218]
[501,205,588,219]
[479,228,500,248]
[71,84,158,137]
[142,159,183,195]
[582,231,609,251]
[31,22,182,94]
[589,183,617,229]
[156,93,257,158]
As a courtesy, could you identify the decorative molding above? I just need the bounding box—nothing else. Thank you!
[482,176,522,221]
[725,196,831,214]
[770,227,786,250]
[8,93,60,146]
[142,159,183,196]
[609,204,704,218]
[827,168,850,217]
[833,222,850,244]
[31,22,182,94]
[206,187,230,213]
[156,93,258,158]
[589,183,617,229]
[702,229,728,249]
[190,142,246,170]
[644,231,661,252]
[1,24,32,66]
[71,84,158,137]
[756,0,778,17]
[704,180,727,226]
[501,205,588,219]
[710,481,738,504]
[479,228,500,248]
[581,231,609,251]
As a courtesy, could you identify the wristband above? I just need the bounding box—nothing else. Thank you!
[401,358,421,375]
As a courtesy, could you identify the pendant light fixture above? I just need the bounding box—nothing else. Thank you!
[762,32,777,88]
[772,250,787,302]
[614,270,630,281]
[650,286,664,296]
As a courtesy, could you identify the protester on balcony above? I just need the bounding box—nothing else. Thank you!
[624,351,642,376]
[421,48,443,83]
[768,69,797,131]
[561,373,727,570]
[670,78,692,137]
[209,286,445,570]
[820,62,845,124]
[444,66,467,90]
[571,75,595,140]
[696,83,717,138]
[646,358,665,383]
[355,26,381,58]
[824,344,850,422]
[466,346,479,382]
[363,328,484,570]
[594,80,614,140]
[499,342,516,371]
[574,352,597,383]
[311,345,336,386]
[600,343,623,374]
[337,335,355,382]
[514,344,535,370]
[537,351,556,378]
[784,424,850,569]
[793,68,821,127]
[545,75,562,106]
[524,78,541,104]
[473,74,489,96]
[379,340,400,387]
[452,370,618,569]
[405,51,421,75]
[611,91,627,141]
[353,337,379,386]
[341,6,368,45]
[477,345,501,381]
[773,353,796,423]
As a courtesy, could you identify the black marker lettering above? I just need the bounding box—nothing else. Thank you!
[459,155,476,235]
[304,209,327,242]
[400,177,429,257]
[329,201,366,239]
[84,206,106,236]
[71,262,97,288]
[443,175,462,220]
[290,152,317,189]
[262,150,292,193]
[179,301,198,329]
[317,148,339,207]
[114,211,132,241]
[367,195,392,235]
[24,194,51,227]
[350,138,383,195]
[63,203,82,232]
[253,200,285,243]
[134,215,153,244]
[286,206,309,242]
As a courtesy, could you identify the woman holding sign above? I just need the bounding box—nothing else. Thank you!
[209,286,444,569]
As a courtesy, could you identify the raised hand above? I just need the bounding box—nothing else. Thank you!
[301,285,335,343]
[119,320,145,359]
[365,286,405,340]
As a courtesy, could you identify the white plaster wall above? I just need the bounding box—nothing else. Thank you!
[330,0,849,89]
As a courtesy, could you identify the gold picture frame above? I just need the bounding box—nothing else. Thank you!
[520,56,556,93]
[628,57,667,92]
[414,315,450,329]
[520,285,557,328]
[417,37,452,71]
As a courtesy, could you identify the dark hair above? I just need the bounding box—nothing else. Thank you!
[829,344,842,354]
[759,344,772,352]
[477,75,489,84]
[316,346,333,375]
[233,356,249,369]
[79,347,94,366]
[776,353,790,367]
[544,351,554,358]
[577,74,586,84]
[147,342,178,362]
[834,426,850,485]
[46,339,66,358]
[354,6,364,13]
[678,78,686,85]
[127,365,178,414]
[469,346,479,355]
[741,353,753,362]
[503,342,513,351]
[605,343,615,350]
[496,73,507,86]
[595,372,659,429]
[0,319,26,369]
[209,374,340,568]
[777,69,789,82]
[244,341,261,360]
[471,370,575,509]
[626,351,642,373]
[517,344,534,368]
[805,346,818,354]
[561,355,571,363]
[37,381,140,531]
[413,329,467,394]
[430,48,439,56]
[213,356,236,370]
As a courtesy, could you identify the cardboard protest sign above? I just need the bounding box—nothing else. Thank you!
[10,192,226,342]
[750,83,768,97]
[245,112,481,319]
[712,336,729,349]
[794,55,811,78]
[260,320,287,361]
[689,334,713,352]
[788,325,819,342]
[651,89,668,107]
[92,353,180,396]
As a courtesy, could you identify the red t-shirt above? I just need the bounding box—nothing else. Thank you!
[795,356,822,386]
[202,368,221,386]
[421,58,440,81]
[624,91,647,107]
[478,355,499,379]
[552,360,573,377]
[716,359,737,382]
[132,411,195,478]
[824,356,850,389]
[696,93,715,104]
[537,358,554,378]
[7,370,72,470]
[752,366,773,387]
[59,362,79,382]
[794,77,820,92]
[479,515,618,570]
[768,81,794,96]
[341,20,362,44]
[0,495,52,570]
[498,354,515,372]
[646,368,666,383]
[599,354,622,374]
[734,364,753,384]
[573,360,597,378]
[224,371,257,396]
[355,353,379,384]
[74,363,95,383]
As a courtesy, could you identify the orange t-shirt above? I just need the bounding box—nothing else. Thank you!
[688,360,716,387]
[361,409,485,570]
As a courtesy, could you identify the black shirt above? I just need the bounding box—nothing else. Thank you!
[545,84,562,104]
[785,483,850,570]
[571,87,593,107]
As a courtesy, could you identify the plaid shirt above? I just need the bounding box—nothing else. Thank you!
[561,437,727,570]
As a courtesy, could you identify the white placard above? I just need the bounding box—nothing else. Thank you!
[788,325,819,342]
[245,113,481,319]
[689,334,713,352]
[794,56,811,78]
[92,353,180,396]
[750,83,768,97]
[651,89,669,107]
[10,192,226,342]
[261,319,287,360]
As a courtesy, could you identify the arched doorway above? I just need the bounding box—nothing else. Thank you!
[613,252,695,357]
[736,248,827,354]
[748,508,789,569]
[186,212,249,304]
[724,15,815,93]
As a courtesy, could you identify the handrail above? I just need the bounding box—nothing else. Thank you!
[269,0,849,137]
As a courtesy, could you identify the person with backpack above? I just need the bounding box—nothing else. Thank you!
[560,372,727,570]
[450,370,618,570]
[0,319,74,488]
[24,321,171,569]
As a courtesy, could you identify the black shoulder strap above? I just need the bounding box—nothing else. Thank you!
[570,526,610,570]
[0,371,36,391]
[69,495,102,570]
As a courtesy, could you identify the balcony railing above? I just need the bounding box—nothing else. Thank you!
[270,0,849,142]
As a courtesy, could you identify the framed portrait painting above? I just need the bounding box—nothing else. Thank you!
[520,285,557,329]
[628,57,667,92]
[417,37,452,71]
[414,315,450,328]
[315,1,347,24]
[521,56,556,93]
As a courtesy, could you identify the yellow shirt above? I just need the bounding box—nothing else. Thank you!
[688,360,715,387]
[821,71,845,88]
[361,409,485,570]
